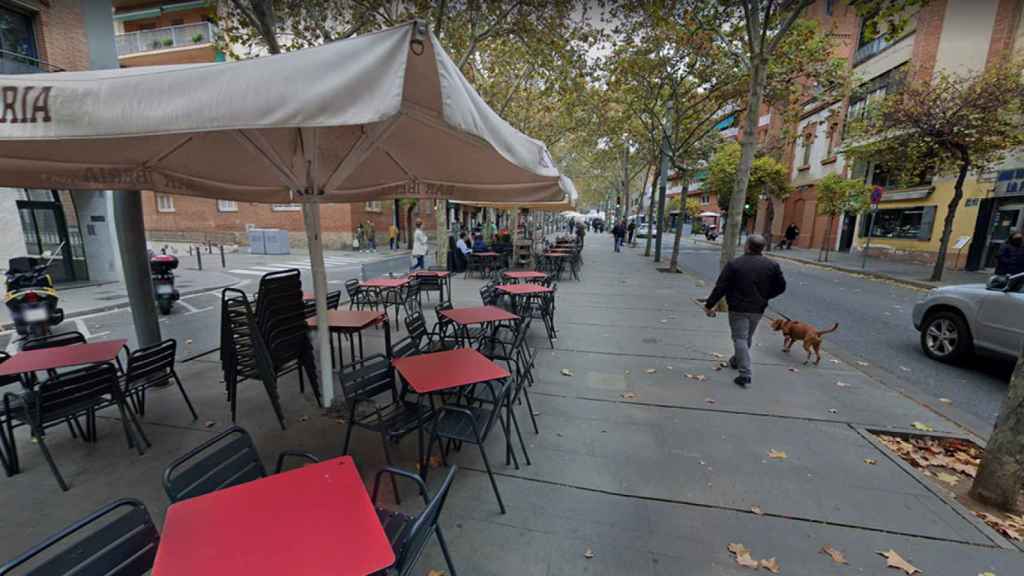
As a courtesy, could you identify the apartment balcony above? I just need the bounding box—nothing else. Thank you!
[853,35,894,66]
[116,21,217,58]
[0,49,63,74]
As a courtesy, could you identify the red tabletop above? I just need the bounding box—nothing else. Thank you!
[361,277,410,289]
[307,310,385,331]
[302,291,315,300]
[543,252,571,257]
[503,271,547,280]
[496,283,554,296]
[441,306,520,326]
[471,251,500,257]
[0,339,126,377]
[153,456,393,576]
[393,348,510,394]
[409,270,451,278]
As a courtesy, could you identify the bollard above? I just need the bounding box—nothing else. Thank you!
[196,247,203,270]
[220,244,226,268]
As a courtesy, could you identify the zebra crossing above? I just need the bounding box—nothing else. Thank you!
[228,255,365,277]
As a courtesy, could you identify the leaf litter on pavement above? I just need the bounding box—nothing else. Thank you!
[877,549,920,574]
[820,544,848,565]
[727,543,778,572]
[876,433,1024,541]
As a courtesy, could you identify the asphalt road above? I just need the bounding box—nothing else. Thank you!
[0,250,405,362]
[662,236,1014,438]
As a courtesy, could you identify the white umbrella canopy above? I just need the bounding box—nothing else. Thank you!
[0,21,567,407]
[451,176,578,211]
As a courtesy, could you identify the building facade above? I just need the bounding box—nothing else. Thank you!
[779,0,1024,270]
[0,0,122,283]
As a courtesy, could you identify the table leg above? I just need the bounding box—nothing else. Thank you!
[383,320,392,357]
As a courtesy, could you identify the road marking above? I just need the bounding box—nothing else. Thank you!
[5,338,18,355]
[228,269,265,276]
[177,299,199,313]
[185,306,214,316]
[74,318,110,340]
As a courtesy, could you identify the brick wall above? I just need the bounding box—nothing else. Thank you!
[119,44,217,66]
[33,0,90,71]
[121,5,210,31]
[986,0,1022,64]
[910,0,948,83]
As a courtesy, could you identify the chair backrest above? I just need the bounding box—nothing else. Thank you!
[389,335,420,359]
[27,363,119,427]
[393,467,458,576]
[340,354,395,401]
[22,331,86,352]
[124,339,176,390]
[0,498,159,576]
[326,290,342,310]
[404,312,428,347]
[344,279,361,298]
[162,426,267,503]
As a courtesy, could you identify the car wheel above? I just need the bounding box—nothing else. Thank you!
[920,310,972,363]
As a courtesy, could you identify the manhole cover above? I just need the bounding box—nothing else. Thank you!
[642,337,659,344]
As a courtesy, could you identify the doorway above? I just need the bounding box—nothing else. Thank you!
[15,191,88,283]
[839,212,857,252]
[984,203,1023,268]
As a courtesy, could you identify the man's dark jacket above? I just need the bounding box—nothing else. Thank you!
[995,242,1024,276]
[706,254,786,314]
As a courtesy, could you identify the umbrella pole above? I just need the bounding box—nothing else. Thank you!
[113,190,162,347]
[302,201,334,408]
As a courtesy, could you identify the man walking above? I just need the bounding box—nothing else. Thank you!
[995,231,1024,277]
[411,220,428,271]
[388,223,399,250]
[704,235,786,387]
[612,220,625,252]
[627,219,636,246]
[365,220,377,251]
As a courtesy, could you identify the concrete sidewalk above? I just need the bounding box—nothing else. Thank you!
[0,239,1020,574]
[696,236,989,289]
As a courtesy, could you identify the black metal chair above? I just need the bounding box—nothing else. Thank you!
[372,466,458,576]
[162,425,319,503]
[345,279,373,310]
[340,354,432,503]
[424,378,517,514]
[122,339,197,421]
[402,278,422,318]
[21,331,87,352]
[0,353,22,476]
[0,499,159,575]
[326,289,343,310]
[3,363,148,491]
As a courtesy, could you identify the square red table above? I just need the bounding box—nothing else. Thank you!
[0,339,127,377]
[409,270,451,278]
[153,456,394,576]
[361,277,411,289]
[306,309,386,331]
[440,306,519,326]
[496,283,553,296]
[393,348,510,394]
[502,270,547,281]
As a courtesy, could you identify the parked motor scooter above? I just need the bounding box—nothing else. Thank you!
[150,254,180,315]
[4,245,66,338]
[705,225,718,242]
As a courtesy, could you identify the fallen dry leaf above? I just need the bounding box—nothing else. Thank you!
[427,570,447,576]
[621,392,637,400]
[750,506,763,515]
[878,549,920,575]
[976,512,1024,541]
[560,368,574,377]
[911,422,934,432]
[978,572,996,576]
[767,449,788,460]
[821,544,848,565]
[583,547,594,559]
[645,368,657,374]
[759,558,780,574]
[935,471,959,486]
[864,458,878,465]
[685,373,707,381]
[712,352,726,359]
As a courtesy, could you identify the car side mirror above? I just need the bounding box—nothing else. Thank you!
[1006,273,1024,293]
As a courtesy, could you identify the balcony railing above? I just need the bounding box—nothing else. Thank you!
[116,21,217,58]
[853,35,894,66]
[0,49,63,74]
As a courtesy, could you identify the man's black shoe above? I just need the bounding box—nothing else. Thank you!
[734,376,750,388]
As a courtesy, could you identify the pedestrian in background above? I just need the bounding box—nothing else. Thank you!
[704,235,786,388]
[612,220,625,252]
[995,231,1024,277]
[388,223,399,250]
[365,220,377,251]
[355,223,365,252]
[627,220,636,246]
[575,221,586,246]
[411,220,428,271]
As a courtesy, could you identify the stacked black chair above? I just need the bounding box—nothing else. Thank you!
[163,425,319,503]
[220,287,285,429]
[256,270,320,409]
[326,289,343,310]
[0,499,159,575]
[372,466,458,576]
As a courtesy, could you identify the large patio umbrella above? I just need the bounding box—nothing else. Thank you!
[0,20,565,406]
[452,176,578,211]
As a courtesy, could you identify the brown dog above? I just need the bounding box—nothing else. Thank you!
[770,318,839,365]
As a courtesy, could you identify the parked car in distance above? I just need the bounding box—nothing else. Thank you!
[636,224,657,238]
[912,272,1024,363]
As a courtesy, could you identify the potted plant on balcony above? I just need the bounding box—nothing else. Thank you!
[150,39,162,50]
[161,37,174,47]
[192,32,204,44]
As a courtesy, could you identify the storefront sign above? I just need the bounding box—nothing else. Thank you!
[993,168,1024,198]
